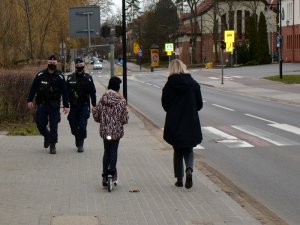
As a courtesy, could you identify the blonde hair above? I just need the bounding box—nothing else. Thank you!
[168,59,187,76]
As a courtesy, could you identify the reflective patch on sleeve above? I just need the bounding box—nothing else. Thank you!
[37,72,43,77]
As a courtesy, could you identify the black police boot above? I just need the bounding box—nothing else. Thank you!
[44,138,50,148]
[75,137,79,147]
[50,143,56,154]
[77,140,84,153]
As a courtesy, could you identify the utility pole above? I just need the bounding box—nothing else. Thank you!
[122,0,128,101]
[138,22,141,71]
[109,34,115,78]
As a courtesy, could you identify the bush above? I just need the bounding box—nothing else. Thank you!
[0,68,36,122]
[236,43,249,64]
[245,60,259,66]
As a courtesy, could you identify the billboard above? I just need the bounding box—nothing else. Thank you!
[69,6,100,38]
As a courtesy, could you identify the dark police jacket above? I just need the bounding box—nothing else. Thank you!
[27,69,69,108]
[66,72,96,107]
[161,73,203,148]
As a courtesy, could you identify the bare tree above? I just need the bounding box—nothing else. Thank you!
[177,0,202,64]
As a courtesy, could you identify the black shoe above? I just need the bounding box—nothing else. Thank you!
[77,140,84,153]
[185,168,193,189]
[175,181,183,187]
[112,170,118,184]
[44,138,50,148]
[77,146,84,153]
[50,144,56,154]
[102,175,108,187]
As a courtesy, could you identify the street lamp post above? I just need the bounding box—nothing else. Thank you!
[267,0,283,79]
[122,0,127,101]
[279,0,283,79]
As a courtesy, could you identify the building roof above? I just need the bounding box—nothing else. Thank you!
[180,0,278,22]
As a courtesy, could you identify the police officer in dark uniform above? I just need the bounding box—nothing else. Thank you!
[27,55,69,154]
[66,57,96,153]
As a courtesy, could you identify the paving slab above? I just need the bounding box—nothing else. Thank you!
[0,79,261,225]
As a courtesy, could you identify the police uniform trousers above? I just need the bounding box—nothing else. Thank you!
[67,103,90,141]
[35,103,61,144]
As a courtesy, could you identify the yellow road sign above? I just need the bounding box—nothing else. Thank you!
[167,51,172,56]
[226,42,233,53]
[133,42,140,55]
[224,30,235,43]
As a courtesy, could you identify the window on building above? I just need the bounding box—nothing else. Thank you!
[244,11,250,39]
[229,11,234,30]
[221,14,227,39]
[237,10,242,39]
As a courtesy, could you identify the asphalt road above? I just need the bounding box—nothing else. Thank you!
[91,62,300,225]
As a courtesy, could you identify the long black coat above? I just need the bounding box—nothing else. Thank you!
[161,73,203,148]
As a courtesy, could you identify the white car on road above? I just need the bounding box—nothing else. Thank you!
[93,60,103,70]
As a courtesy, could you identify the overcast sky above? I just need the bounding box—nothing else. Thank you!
[113,0,122,10]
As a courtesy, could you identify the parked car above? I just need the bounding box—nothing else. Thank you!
[93,60,103,70]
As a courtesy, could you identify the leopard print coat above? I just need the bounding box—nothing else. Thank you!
[93,90,128,140]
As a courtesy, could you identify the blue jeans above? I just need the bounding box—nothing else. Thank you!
[35,104,61,144]
[173,147,194,178]
[67,103,90,141]
[102,139,120,176]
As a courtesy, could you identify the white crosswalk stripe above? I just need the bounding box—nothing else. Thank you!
[167,123,300,150]
[232,125,299,146]
[202,127,254,148]
[194,144,204,150]
[268,123,300,136]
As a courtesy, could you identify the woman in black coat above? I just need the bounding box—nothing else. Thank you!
[161,59,203,189]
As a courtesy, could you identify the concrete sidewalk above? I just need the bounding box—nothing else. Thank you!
[0,80,261,225]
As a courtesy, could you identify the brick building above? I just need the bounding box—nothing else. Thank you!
[176,0,278,65]
[281,0,300,62]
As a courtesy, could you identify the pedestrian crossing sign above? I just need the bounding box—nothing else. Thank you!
[224,30,235,43]
[165,43,174,52]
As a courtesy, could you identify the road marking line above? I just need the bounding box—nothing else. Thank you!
[232,125,299,146]
[208,77,219,80]
[244,114,276,124]
[212,104,235,111]
[203,127,253,148]
[269,123,300,136]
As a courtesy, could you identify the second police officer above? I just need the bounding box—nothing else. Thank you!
[67,57,96,153]
[27,55,69,154]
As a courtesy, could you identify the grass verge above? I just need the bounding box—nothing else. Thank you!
[264,75,300,84]
[0,122,39,136]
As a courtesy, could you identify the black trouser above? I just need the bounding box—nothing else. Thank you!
[102,139,120,176]
[173,146,194,178]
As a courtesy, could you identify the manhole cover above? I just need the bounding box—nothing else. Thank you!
[51,216,99,225]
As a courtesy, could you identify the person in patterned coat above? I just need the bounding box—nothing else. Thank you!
[92,76,128,186]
